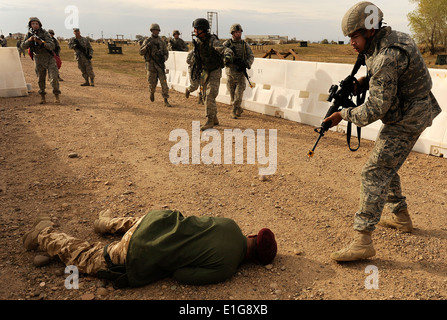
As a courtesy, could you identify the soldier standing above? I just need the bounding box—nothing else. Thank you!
[325,2,442,262]
[139,23,171,107]
[48,29,63,81]
[223,24,254,119]
[16,37,26,57]
[186,18,233,131]
[168,30,188,52]
[21,17,61,104]
[0,35,7,47]
[186,50,204,105]
[68,28,95,86]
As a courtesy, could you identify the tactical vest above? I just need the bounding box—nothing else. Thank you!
[367,28,432,101]
[225,39,247,61]
[198,34,223,71]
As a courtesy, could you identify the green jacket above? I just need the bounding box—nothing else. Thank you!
[125,210,247,287]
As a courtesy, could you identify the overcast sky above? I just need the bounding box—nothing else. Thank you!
[0,0,417,42]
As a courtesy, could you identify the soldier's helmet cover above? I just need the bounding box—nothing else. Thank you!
[28,17,42,28]
[341,1,384,36]
[230,24,243,34]
[150,23,161,31]
[193,18,210,31]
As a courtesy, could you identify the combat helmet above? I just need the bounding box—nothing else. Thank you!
[28,17,42,28]
[341,1,383,36]
[173,30,180,36]
[193,18,210,31]
[150,23,161,31]
[230,24,243,34]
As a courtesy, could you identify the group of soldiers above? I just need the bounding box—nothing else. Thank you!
[22,16,254,132]
[140,19,255,131]
[21,17,96,104]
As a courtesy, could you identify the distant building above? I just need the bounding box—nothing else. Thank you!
[244,35,289,45]
[10,33,26,39]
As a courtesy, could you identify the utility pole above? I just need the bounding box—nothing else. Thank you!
[207,12,218,37]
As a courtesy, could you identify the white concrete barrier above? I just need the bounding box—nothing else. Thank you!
[0,47,28,98]
[166,51,447,158]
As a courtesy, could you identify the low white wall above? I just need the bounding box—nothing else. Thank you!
[166,51,447,158]
[0,48,28,98]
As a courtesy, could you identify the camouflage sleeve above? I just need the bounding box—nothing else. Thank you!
[163,41,169,61]
[211,36,233,57]
[341,48,404,127]
[139,39,149,56]
[43,32,55,52]
[86,39,93,55]
[67,38,75,49]
[245,43,254,67]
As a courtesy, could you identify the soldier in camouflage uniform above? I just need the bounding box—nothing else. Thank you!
[223,24,254,119]
[139,24,171,107]
[21,17,61,104]
[186,18,233,131]
[168,30,189,52]
[68,28,95,86]
[325,2,442,262]
[186,50,204,105]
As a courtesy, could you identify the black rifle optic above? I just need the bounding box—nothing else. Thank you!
[307,54,367,158]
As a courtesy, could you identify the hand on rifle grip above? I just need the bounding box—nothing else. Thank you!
[323,111,342,128]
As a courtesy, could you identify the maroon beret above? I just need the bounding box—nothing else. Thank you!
[256,228,277,264]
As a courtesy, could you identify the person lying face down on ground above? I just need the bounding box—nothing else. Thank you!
[23,209,278,288]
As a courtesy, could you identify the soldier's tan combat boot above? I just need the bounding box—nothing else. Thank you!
[378,208,413,233]
[200,117,215,131]
[150,92,155,102]
[23,216,54,250]
[93,209,114,234]
[236,107,243,117]
[164,98,172,107]
[54,94,60,104]
[231,108,238,119]
[90,78,95,87]
[80,79,90,86]
[185,88,190,99]
[39,94,46,104]
[330,231,376,262]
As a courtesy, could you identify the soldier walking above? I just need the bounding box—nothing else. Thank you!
[16,37,26,58]
[21,17,61,104]
[139,24,171,107]
[223,24,254,119]
[48,29,63,81]
[168,30,189,52]
[186,18,233,131]
[324,2,442,262]
[68,28,95,86]
[186,50,204,105]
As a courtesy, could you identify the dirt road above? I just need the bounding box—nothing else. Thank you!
[1,56,446,301]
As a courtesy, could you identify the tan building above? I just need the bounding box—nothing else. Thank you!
[244,35,288,44]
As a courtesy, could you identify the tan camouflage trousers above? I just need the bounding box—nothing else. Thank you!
[202,68,222,118]
[353,123,424,232]
[34,54,60,95]
[37,217,143,275]
[146,61,169,99]
[77,55,95,81]
[226,68,246,111]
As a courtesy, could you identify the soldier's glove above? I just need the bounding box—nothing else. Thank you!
[224,54,233,66]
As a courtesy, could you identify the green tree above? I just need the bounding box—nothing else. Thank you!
[408,0,447,54]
